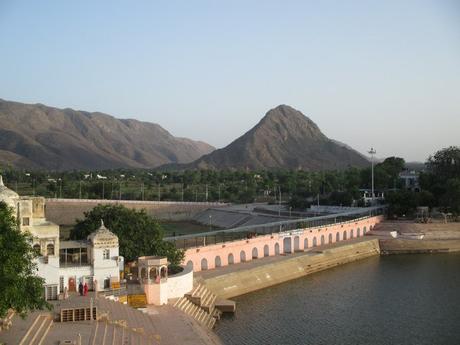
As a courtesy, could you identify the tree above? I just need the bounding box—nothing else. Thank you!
[0,201,50,318]
[71,204,184,267]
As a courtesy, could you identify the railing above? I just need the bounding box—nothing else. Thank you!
[165,206,386,250]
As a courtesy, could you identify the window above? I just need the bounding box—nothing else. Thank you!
[22,217,30,226]
[33,244,41,256]
[103,249,110,260]
[47,243,55,256]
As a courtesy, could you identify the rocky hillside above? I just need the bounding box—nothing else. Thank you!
[0,99,214,170]
[180,105,368,170]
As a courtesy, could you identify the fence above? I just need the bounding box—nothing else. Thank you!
[165,206,386,250]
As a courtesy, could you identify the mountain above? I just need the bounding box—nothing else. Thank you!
[175,105,369,171]
[0,99,214,170]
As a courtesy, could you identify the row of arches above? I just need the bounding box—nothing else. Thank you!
[190,225,372,271]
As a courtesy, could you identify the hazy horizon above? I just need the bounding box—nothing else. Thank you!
[1,1,459,162]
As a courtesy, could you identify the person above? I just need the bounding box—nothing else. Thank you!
[94,279,98,299]
[83,282,88,296]
[78,281,83,296]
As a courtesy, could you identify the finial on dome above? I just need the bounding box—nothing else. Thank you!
[0,175,3,186]
[101,219,105,228]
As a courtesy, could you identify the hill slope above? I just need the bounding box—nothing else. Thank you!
[0,99,214,170]
[182,105,368,170]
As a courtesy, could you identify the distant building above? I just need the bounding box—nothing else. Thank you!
[399,170,420,192]
[359,189,385,206]
[0,175,122,300]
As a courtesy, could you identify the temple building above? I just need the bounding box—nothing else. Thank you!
[0,175,122,300]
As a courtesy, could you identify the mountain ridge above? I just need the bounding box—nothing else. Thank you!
[0,99,214,170]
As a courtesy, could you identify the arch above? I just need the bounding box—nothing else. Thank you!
[252,247,258,259]
[264,244,269,257]
[215,256,222,268]
[283,237,292,254]
[160,266,167,278]
[240,250,246,262]
[343,231,347,240]
[274,243,280,255]
[201,258,208,270]
[328,233,333,244]
[357,228,361,237]
[47,243,54,256]
[304,238,309,250]
[364,226,367,233]
[320,235,325,246]
[33,244,41,255]
[186,260,194,269]
[369,225,372,231]
[336,232,340,242]
[140,267,147,280]
[294,236,300,252]
[149,267,157,280]
[313,237,317,247]
[350,229,354,239]
[228,253,234,265]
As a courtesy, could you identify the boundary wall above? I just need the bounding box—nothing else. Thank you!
[184,215,383,272]
[45,198,226,225]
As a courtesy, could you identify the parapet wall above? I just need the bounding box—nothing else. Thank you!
[202,239,381,299]
[184,216,383,272]
[45,198,226,225]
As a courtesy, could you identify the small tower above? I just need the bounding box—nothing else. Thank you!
[138,256,169,305]
[88,220,120,290]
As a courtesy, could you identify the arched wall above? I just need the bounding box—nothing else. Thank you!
[183,215,384,272]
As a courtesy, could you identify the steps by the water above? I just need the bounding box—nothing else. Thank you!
[18,314,53,345]
[174,283,221,329]
[89,320,153,345]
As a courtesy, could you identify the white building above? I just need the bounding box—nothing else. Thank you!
[0,175,122,300]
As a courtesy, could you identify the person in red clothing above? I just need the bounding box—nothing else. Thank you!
[83,282,88,296]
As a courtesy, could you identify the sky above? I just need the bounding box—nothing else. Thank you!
[0,0,459,162]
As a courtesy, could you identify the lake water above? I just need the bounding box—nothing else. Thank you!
[215,254,460,345]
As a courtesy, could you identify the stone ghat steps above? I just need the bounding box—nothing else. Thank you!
[97,297,162,341]
[174,297,217,329]
[18,314,53,345]
[174,283,221,330]
[89,320,154,345]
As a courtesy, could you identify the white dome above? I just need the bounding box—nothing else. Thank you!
[0,176,19,209]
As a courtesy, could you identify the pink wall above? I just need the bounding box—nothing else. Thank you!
[184,216,384,272]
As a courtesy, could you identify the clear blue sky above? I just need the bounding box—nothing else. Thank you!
[1,1,459,162]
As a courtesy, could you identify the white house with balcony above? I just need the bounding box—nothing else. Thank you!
[0,175,122,300]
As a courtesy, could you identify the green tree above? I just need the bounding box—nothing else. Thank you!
[0,202,50,318]
[71,204,184,267]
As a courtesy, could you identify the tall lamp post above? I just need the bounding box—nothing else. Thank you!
[368,147,376,205]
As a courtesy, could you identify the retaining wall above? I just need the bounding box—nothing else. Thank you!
[184,216,383,272]
[201,239,381,299]
[379,238,460,254]
[45,198,226,225]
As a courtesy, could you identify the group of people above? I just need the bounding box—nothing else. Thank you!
[78,281,89,296]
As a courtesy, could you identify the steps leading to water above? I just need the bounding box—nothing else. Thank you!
[174,283,221,329]
[89,320,154,345]
[18,314,53,345]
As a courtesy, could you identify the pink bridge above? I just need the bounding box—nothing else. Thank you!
[183,215,383,272]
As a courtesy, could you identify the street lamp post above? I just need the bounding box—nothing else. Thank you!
[368,147,376,205]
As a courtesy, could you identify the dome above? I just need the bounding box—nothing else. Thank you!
[0,175,19,209]
[88,219,118,248]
